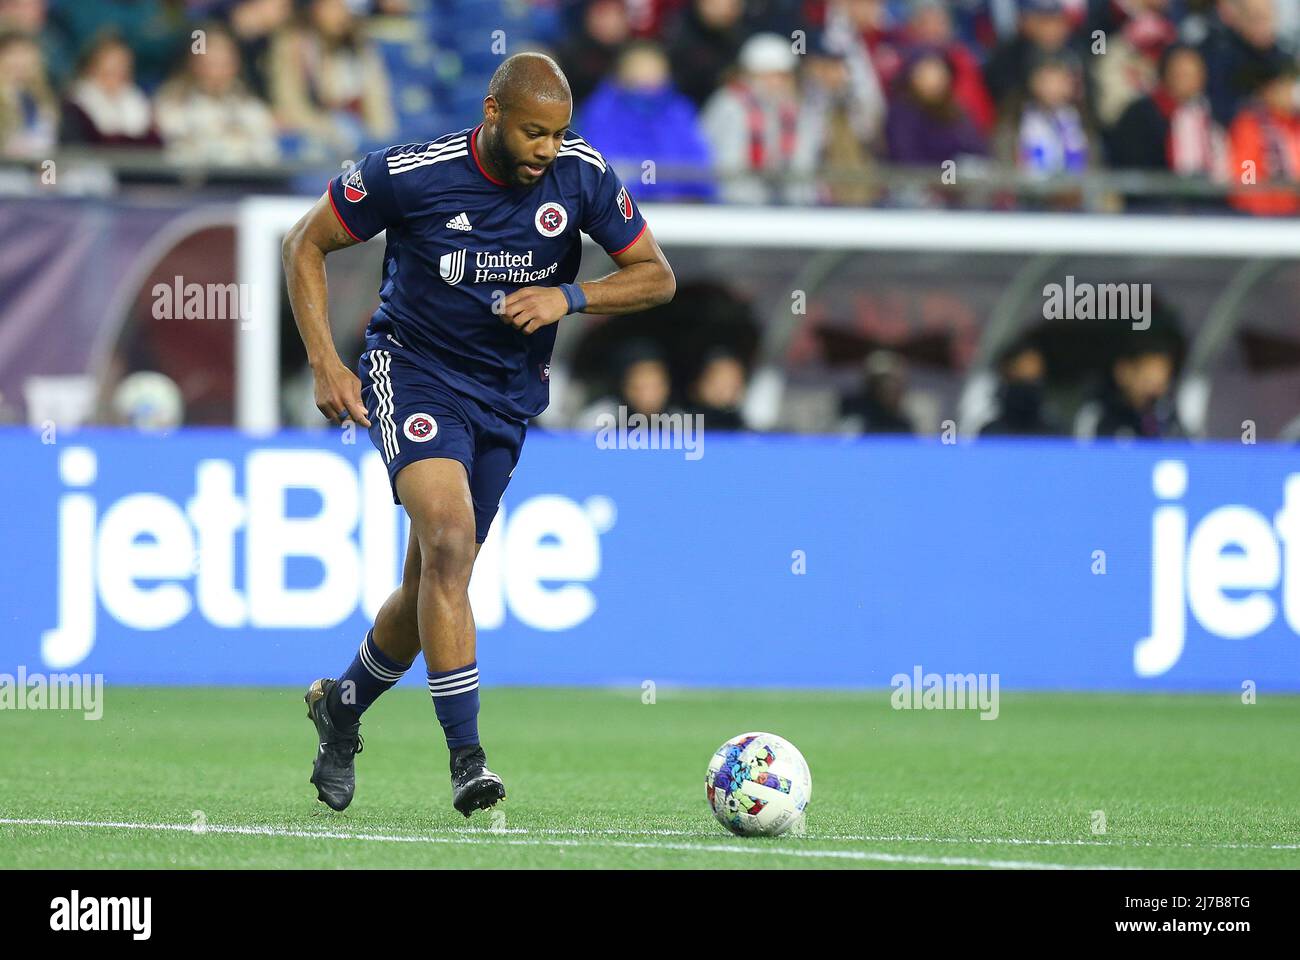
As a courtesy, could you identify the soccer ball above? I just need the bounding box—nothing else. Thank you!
[705,732,812,836]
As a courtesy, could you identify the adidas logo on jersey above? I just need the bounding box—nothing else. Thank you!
[446,212,473,231]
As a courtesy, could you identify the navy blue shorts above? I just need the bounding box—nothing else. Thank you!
[358,347,527,543]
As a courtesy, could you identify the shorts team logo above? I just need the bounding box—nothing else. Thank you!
[615,186,634,221]
[343,166,367,202]
[403,413,437,443]
[535,202,568,237]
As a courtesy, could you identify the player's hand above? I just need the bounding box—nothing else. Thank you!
[500,286,569,335]
[311,357,371,427]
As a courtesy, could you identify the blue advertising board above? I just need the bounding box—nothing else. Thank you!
[0,427,1296,690]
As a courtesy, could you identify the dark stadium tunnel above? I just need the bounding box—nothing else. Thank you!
[1237,329,1300,374]
[1016,288,1189,387]
[568,280,762,401]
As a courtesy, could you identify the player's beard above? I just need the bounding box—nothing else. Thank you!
[483,123,532,188]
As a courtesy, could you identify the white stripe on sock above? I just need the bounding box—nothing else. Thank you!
[426,666,477,689]
[428,680,479,698]
[358,638,404,683]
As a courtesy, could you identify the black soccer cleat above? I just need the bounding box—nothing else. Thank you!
[450,745,506,817]
[305,678,363,811]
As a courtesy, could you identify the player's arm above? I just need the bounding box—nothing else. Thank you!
[501,226,675,334]
[577,225,675,315]
[281,193,372,427]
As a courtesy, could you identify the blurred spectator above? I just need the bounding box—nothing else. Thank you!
[797,28,879,204]
[901,0,996,134]
[1226,55,1300,215]
[155,23,279,166]
[578,338,680,427]
[665,0,750,106]
[0,28,56,156]
[700,31,808,203]
[0,0,72,87]
[978,337,1062,436]
[1108,44,1225,178]
[576,40,714,201]
[1075,340,1183,439]
[621,0,691,38]
[830,0,903,87]
[984,0,1082,111]
[684,348,749,430]
[556,0,631,109]
[268,0,395,157]
[1090,0,1178,128]
[1199,0,1287,126]
[61,32,161,147]
[1010,49,1091,174]
[885,46,987,166]
[48,0,188,90]
[224,0,294,98]
[821,0,892,134]
[839,350,916,433]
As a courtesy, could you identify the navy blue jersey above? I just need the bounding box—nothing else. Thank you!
[327,123,649,420]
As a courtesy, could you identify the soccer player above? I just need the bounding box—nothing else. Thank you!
[282,53,676,816]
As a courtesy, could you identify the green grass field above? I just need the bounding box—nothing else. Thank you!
[1,687,1297,869]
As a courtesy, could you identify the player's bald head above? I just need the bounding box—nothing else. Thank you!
[480,53,572,187]
[487,52,572,118]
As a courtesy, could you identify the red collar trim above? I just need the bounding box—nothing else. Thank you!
[471,123,507,186]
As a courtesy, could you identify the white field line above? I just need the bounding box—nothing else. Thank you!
[450,826,1300,851]
[0,817,1139,870]
[4,817,1293,854]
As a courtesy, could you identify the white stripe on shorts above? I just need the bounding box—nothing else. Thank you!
[371,349,397,462]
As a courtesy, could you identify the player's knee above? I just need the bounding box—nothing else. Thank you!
[396,543,422,602]
[413,512,476,585]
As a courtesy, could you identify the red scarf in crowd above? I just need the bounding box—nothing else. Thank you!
[1152,87,1219,175]
[730,82,798,170]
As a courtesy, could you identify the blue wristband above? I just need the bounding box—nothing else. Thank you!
[559,282,587,314]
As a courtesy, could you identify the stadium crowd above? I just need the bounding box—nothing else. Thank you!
[1,0,1299,211]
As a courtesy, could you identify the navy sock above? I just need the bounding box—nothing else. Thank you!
[328,629,413,725]
[427,661,480,749]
